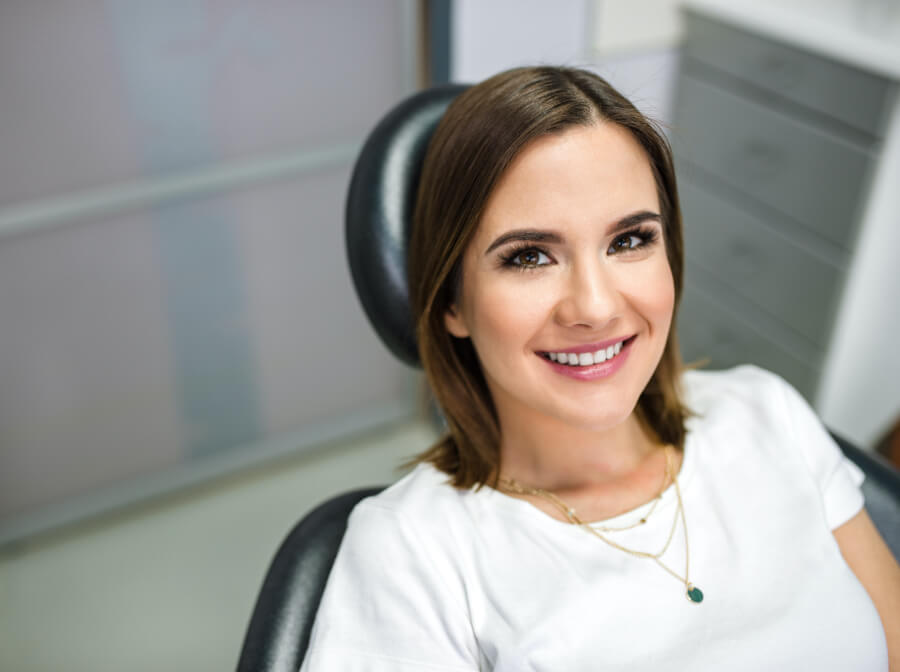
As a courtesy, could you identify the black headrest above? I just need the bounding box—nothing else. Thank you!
[345,84,469,367]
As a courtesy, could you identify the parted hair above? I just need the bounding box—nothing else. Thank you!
[408,66,689,488]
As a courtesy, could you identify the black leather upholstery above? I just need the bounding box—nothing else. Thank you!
[237,487,383,672]
[345,83,468,366]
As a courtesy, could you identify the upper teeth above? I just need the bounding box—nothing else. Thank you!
[548,341,624,366]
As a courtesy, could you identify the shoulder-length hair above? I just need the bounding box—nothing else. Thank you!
[408,66,689,488]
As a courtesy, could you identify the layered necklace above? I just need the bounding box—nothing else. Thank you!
[499,445,704,603]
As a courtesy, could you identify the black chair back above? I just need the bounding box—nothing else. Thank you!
[345,83,468,367]
[237,487,383,672]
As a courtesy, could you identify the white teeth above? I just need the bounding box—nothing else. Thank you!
[547,339,628,367]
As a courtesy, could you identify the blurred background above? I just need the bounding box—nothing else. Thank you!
[0,1,897,669]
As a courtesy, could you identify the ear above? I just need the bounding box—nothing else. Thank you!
[444,304,470,338]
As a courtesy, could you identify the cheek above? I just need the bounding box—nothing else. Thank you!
[624,259,676,328]
[464,279,553,356]
[647,263,676,326]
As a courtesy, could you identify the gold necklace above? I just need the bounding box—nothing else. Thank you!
[499,446,704,604]
[502,449,670,531]
[596,448,670,532]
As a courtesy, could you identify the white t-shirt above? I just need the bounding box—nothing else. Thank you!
[300,366,888,671]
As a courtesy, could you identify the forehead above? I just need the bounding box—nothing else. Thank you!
[474,122,658,242]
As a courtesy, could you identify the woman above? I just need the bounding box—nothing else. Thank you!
[301,66,899,670]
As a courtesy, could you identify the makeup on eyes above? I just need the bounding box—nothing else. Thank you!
[497,223,661,270]
[498,245,552,269]
[606,224,660,255]
[484,210,661,256]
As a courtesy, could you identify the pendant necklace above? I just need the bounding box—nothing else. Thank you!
[500,445,704,603]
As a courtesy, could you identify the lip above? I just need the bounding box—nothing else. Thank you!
[540,336,635,381]
[538,334,635,356]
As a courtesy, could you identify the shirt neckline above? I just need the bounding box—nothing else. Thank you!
[475,430,699,534]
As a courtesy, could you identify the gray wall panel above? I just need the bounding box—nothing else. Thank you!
[0,0,419,538]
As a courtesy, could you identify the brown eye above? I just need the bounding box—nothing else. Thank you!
[608,234,643,254]
[506,248,550,268]
[501,246,551,269]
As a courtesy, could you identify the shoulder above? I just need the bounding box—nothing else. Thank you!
[682,362,789,404]
[680,363,835,445]
[353,461,466,524]
[679,363,828,477]
[306,469,481,669]
[681,363,794,427]
[322,463,473,601]
[682,365,864,528]
[342,462,473,560]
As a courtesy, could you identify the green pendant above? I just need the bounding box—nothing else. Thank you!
[686,585,704,603]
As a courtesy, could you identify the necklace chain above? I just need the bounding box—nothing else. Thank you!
[501,447,670,532]
[499,446,704,604]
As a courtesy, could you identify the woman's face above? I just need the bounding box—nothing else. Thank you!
[445,122,675,434]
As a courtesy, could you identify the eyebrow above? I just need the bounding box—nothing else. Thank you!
[483,210,662,255]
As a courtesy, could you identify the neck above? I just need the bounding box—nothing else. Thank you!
[497,408,660,493]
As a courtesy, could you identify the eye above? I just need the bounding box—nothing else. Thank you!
[502,247,552,269]
[607,227,659,255]
[609,234,643,253]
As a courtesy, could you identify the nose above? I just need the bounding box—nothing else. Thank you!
[554,258,623,330]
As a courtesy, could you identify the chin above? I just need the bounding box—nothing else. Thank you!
[549,400,638,434]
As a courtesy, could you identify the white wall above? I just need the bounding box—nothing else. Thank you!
[818,94,900,447]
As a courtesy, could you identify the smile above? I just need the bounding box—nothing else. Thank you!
[541,336,634,367]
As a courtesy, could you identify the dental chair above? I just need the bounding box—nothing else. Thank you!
[236,85,900,672]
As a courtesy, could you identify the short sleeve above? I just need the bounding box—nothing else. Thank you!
[299,499,480,671]
[775,372,865,530]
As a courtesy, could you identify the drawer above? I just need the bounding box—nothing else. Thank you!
[679,179,843,347]
[683,12,894,138]
[678,280,819,400]
[672,75,873,250]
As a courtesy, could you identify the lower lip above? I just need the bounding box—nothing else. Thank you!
[542,339,634,381]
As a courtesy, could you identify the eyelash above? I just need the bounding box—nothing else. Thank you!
[608,226,660,255]
[499,226,660,271]
[499,245,552,270]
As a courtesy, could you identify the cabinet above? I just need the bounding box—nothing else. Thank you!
[672,10,896,401]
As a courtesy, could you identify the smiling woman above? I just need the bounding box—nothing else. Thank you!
[300,67,899,671]
[443,123,675,469]
[411,68,688,493]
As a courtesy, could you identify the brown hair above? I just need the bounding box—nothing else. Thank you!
[408,66,688,488]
